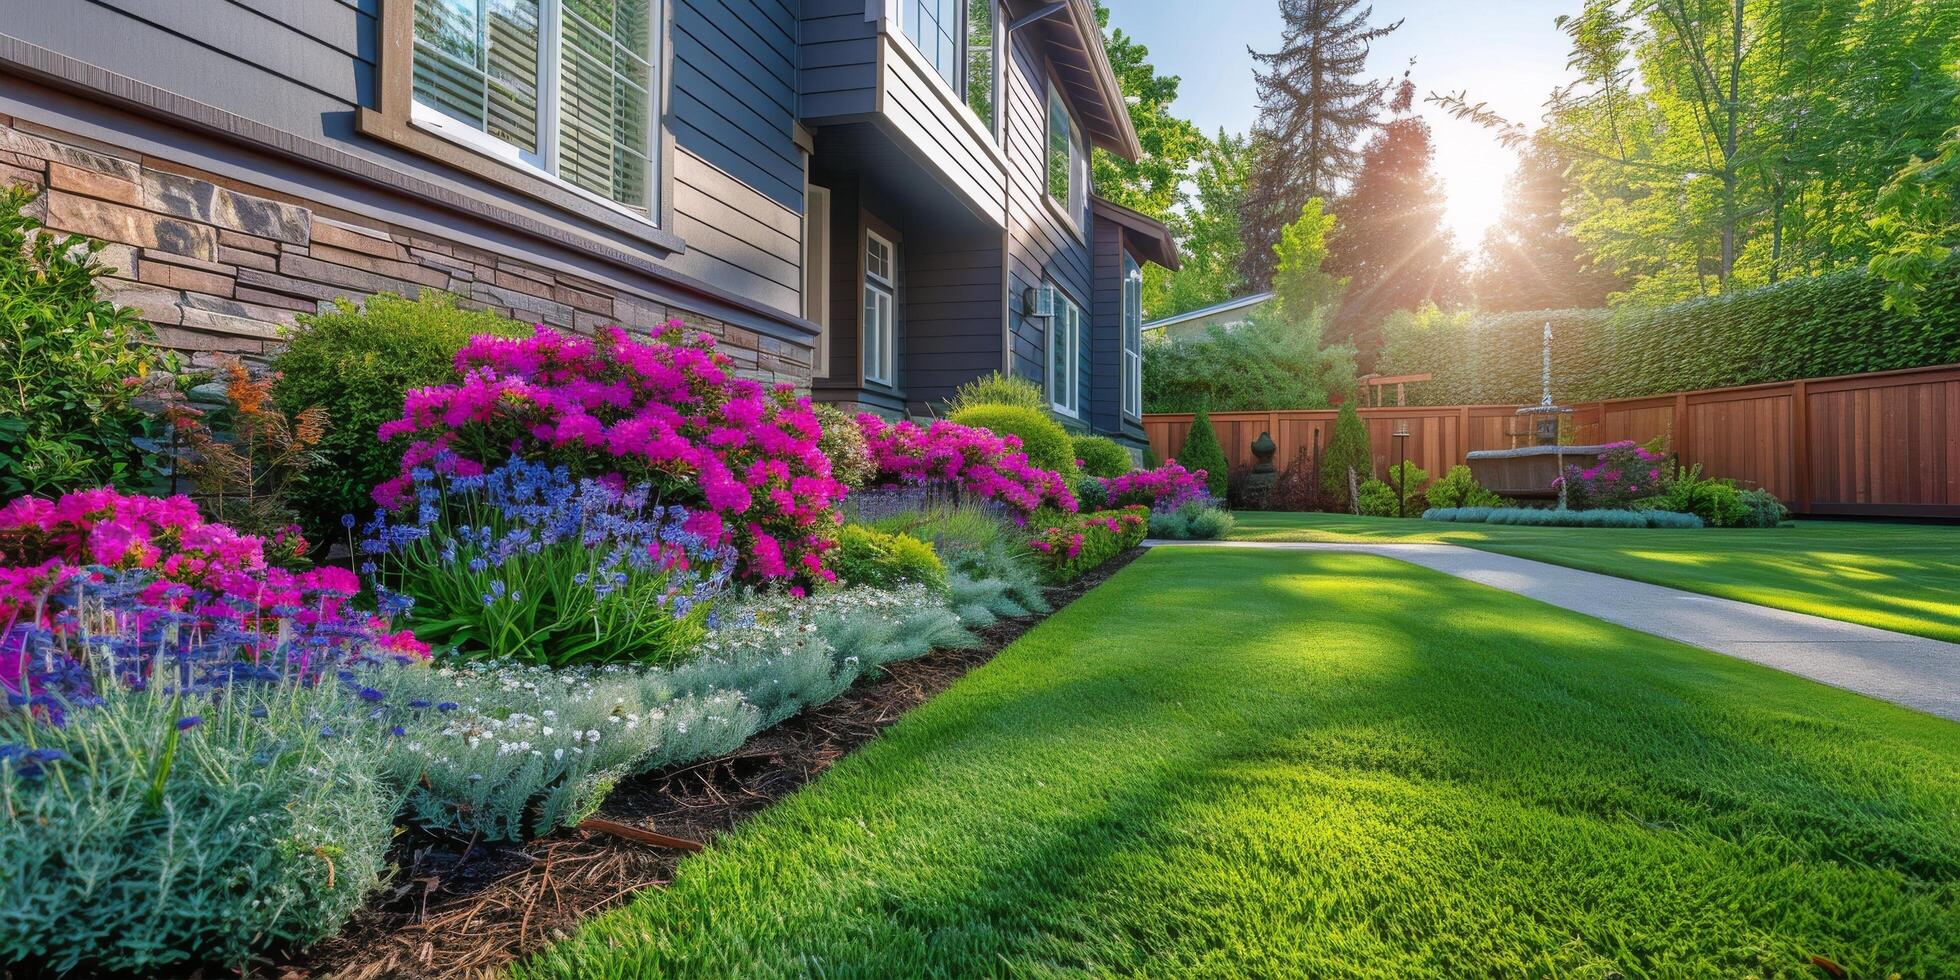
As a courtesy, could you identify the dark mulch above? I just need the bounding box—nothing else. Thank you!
[265,550,1144,980]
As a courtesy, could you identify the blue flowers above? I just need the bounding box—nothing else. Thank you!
[0,743,69,777]
[176,716,203,731]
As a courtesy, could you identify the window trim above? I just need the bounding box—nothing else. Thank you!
[1044,71,1088,241]
[1122,250,1143,420]
[887,0,1004,146]
[804,183,833,379]
[360,0,682,253]
[1047,281,1083,419]
[863,228,898,387]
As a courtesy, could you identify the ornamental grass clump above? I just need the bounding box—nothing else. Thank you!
[375,324,847,586]
[360,456,734,669]
[856,415,1076,515]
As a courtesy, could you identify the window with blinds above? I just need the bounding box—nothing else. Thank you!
[411,0,658,215]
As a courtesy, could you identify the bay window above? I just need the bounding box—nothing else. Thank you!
[411,0,659,214]
[901,0,1001,132]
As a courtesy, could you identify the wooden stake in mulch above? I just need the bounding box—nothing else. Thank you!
[579,818,704,852]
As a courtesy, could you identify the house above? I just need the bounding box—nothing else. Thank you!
[1141,291,1275,342]
[0,0,1176,450]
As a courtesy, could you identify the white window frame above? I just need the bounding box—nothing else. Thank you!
[803,184,832,378]
[1047,284,1082,418]
[1122,251,1143,419]
[864,229,897,387]
[891,0,1003,142]
[1045,79,1088,236]
[410,0,664,224]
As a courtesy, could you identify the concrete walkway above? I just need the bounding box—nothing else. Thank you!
[1144,539,1960,722]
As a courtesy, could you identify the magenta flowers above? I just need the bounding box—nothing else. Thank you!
[374,324,847,585]
[855,415,1076,515]
[1559,440,1671,510]
[1104,461,1212,513]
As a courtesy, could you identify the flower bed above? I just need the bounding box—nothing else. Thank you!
[1,314,1148,974]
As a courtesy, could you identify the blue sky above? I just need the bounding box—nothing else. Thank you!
[1107,0,1578,247]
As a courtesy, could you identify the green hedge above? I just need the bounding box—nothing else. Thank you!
[1378,267,1960,404]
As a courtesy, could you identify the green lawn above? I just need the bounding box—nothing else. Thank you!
[1230,513,1960,643]
[521,549,1960,978]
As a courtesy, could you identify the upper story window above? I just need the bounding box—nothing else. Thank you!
[412,0,659,214]
[1047,84,1087,227]
[901,0,1000,133]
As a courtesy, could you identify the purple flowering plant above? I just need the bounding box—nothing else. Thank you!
[360,455,736,669]
[1555,441,1672,510]
[1102,461,1215,514]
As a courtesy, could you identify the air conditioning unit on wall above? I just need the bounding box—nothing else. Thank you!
[1024,285,1055,320]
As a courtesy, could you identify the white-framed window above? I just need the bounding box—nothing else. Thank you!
[1048,285,1082,417]
[898,0,1000,133]
[863,230,896,386]
[411,0,661,216]
[803,184,832,378]
[1122,252,1143,418]
[1046,82,1087,228]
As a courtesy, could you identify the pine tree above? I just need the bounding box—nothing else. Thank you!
[1319,399,1372,509]
[1239,0,1402,287]
[1323,80,1465,370]
[1473,138,1621,311]
[1179,411,1230,500]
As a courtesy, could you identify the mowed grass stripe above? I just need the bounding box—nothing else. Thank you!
[1229,513,1960,644]
[519,549,1960,979]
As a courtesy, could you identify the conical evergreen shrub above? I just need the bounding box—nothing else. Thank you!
[1179,410,1229,500]
[1319,400,1373,510]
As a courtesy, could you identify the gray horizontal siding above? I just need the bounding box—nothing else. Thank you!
[7,0,806,320]
[902,235,1003,407]
[799,0,879,120]
[1003,24,1091,402]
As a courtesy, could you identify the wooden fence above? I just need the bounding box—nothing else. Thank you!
[1143,363,1960,519]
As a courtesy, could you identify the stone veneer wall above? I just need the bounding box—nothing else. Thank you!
[0,115,812,385]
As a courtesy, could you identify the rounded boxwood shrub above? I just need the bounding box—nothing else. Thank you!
[830,524,948,592]
[271,293,526,542]
[946,371,1047,414]
[947,404,1076,475]
[1072,434,1133,478]
[1177,410,1229,500]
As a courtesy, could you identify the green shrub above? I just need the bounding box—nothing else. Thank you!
[1425,464,1504,510]
[1377,265,1960,404]
[1735,487,1789,528]
[0,185,164,496]
[1178,410,1229,499]
[271,293,526,542]
[831,524,949,592]
[1639,464,1749,527]
[1422,506,1502,523]
[947,371,1047,414]
[1072,434,1133,477]
[1142,307,1357,413]
[947,404,1076,474]
[1148,501,1236,540]
[1073,474,1111,510]
[814,403,876,489]
[1472,507,1706,528]
[0,683,396,973]
[1025,506,1148,584]
[1319,401,1372,509]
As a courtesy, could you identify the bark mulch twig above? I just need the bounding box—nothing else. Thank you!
[266,549,1143,980]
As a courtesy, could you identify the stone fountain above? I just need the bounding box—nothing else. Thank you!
[1463,323,1608,505]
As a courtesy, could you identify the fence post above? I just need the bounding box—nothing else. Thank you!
[1674,393,1691,462]
[1791,380,1810,513]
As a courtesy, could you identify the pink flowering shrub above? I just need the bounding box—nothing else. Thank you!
[374,324,847,585]
[856,415,1076,515]
[1,487,425,701]
[1556,441,1671,510]
[1025,506,1147,584]
[1104,461,1213,513]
